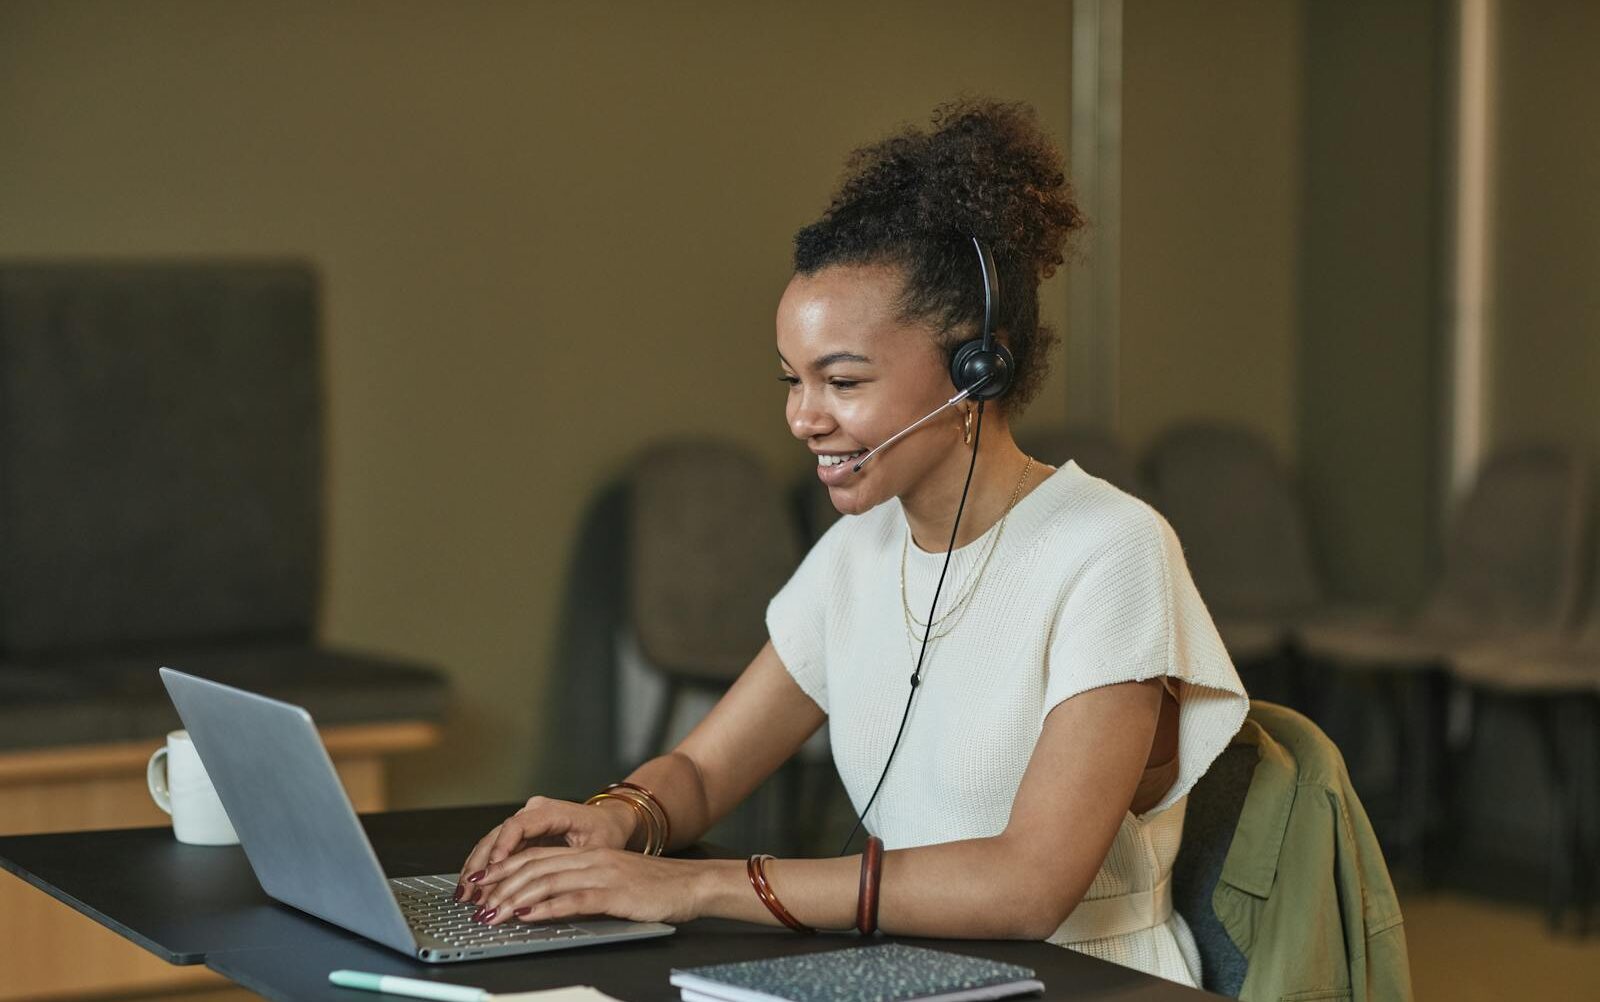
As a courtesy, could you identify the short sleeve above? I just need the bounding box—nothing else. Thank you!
[1045,507,1249,816]
[765,522,843,713]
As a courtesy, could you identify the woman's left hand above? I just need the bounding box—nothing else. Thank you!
[473,846,710,926]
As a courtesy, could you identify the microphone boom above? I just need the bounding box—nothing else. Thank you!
[851,377,990,474]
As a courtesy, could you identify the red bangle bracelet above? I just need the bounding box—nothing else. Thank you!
[856,836,884,936]
[747,854,815,934]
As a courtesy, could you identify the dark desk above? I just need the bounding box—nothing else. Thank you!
[208,918,1217,1002]
[0,805,1217,1001]
[0,804,515,965]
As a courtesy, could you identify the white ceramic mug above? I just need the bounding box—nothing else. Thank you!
[146,730,240,845]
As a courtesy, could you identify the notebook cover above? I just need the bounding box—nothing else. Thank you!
[669,943,1041,1002]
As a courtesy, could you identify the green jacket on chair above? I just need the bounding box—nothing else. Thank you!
[1219,701,1413,1001]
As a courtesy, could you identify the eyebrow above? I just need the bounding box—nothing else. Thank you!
[776,350,873,371]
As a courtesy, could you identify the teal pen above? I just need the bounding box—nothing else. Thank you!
[329,969,489,1002]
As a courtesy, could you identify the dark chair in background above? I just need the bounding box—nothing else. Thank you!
[627,439,835,853]
[628,439,802,757]
[0,263,446,749]
[1172,741,1255,997]
[536,477,632,799]
[1296,443,1591,878]
[1143,423,1331,705]
[0,262,445,1000]
[1450,531,1600,932]
[1174,700,1412,998]
[1018,425,1149,500]
[797,470,844,546]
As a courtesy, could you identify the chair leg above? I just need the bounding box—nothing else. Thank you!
[1376,666,1452,887]
[1421,668,1455,886]
[1389,671,1434,883]
[1537,697,1581,934]
[1438,683,1479,884]
[1583,695,1600,936]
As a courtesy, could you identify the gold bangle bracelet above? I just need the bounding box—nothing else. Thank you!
[585,792,659,855]
[585,787,652,851]
[618,791,667,856]
[599,787,669,855]
[603,782,672,850]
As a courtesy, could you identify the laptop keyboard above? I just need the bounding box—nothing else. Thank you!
[390,874,591,948]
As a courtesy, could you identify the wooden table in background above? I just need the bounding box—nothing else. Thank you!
[0,721,439,1001]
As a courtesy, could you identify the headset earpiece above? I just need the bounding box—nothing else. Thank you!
[949,338,1014,401]
[949,237,1014,401]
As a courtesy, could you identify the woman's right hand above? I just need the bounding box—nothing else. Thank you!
[454,795,635,903]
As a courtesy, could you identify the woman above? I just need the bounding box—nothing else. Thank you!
[456,99,1247,986]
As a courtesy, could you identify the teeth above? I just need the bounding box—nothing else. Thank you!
[818,452,865,468]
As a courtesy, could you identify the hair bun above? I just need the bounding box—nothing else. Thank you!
[832,98,1080,281]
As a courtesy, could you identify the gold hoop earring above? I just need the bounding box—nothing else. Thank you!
[962,407,974,446]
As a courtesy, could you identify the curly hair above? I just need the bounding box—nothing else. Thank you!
[793,99,1083,413]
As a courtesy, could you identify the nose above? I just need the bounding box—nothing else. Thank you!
[787,388,833,441]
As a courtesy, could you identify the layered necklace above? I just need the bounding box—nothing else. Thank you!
[899,456,1035,645]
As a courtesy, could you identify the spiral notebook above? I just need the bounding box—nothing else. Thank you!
[669,943,1044,1002]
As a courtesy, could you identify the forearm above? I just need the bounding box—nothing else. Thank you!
[693,834,1078,940]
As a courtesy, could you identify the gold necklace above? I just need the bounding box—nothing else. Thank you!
[900,456,1035,643]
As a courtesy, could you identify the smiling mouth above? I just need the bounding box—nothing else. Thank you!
[817,451,865,468]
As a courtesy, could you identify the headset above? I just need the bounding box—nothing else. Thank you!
[950,236,1014,402]
[837,235,1013,854]
[848,238,1015,472]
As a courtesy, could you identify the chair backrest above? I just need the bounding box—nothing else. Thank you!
[1578,528,1600,651]
[1017,426,1149,500]
[1419,443,1590,637]
[1173,742,1255,997]
[1179,701,1410,998]
[0,263,322,656]
[797,475,843,546]
[629,439,801,681]
[1144,423,1322,617]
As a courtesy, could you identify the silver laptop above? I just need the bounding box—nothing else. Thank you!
[159,667,674,962]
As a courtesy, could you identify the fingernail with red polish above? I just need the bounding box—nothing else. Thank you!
[452,884,464,901]
[513,907,531,917]
[467,869,486,883]
[471,908,486,921]
[482,908,498,922]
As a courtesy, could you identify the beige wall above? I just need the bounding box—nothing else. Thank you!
[0,0,1074,806]
[1119,0,1304,461]
[2,1,1437,808]
[1492,0,1600,476]
[1296,0,1442,606]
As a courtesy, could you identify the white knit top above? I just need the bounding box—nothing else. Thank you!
[766,461,1248,986]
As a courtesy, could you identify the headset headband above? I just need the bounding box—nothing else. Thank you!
[971,235,999,353]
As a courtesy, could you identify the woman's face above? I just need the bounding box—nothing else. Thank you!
[775,263,965,516]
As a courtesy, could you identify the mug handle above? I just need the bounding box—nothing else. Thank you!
[147,747,173,815]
